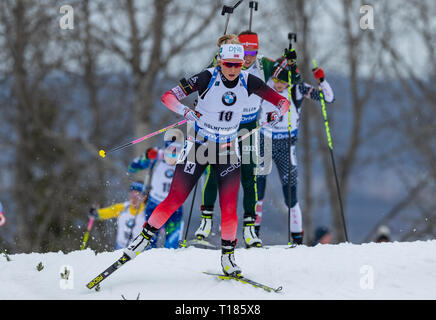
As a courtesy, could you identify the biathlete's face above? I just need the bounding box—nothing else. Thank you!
[272,77,289,93]
[164,142,182,166]
[220,58,244,81]
[319,233,332,244]
[129,190,144,208]
[243,46,258,69]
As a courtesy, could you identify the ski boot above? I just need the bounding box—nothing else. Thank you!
[254,211,262,237]
[221,239,242,277]
[243,216,262,248]
[290,231,304,247]
[254,225,260,237]
[254,201,263,237]
[123,224,157,259]
[194,209,213,240]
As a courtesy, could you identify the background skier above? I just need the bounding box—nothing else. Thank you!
[88,181,147,250]
[256,57,334,245]
[128,135,184,249]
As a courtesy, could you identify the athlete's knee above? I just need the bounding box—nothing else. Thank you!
[256,177,266,200]
[220,211,238,239]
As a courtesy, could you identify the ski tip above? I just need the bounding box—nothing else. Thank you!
[98,149,106,158]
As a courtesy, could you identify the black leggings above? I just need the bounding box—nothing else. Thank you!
[256,133,298,208]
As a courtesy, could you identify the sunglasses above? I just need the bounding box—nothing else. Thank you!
[222,61,244,68]
[244,50,258,57]
[273,78,289,85]
[165,149,179,158]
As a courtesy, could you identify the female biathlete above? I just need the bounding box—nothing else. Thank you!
[256,58,335,245]
[123,35,290,276]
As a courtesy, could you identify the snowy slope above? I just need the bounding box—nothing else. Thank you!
[1,240,436,300]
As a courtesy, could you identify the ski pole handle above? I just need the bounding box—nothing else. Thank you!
[248,1,258,31]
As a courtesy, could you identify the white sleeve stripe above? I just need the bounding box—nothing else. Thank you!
[171,86,187,100]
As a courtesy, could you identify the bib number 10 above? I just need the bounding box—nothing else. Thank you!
[219,111,233,122]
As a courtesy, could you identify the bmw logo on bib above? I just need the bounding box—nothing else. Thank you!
[165,169,174,178]
[222,91,237,106]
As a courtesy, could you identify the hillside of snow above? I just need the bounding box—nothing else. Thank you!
[1,240,436,300]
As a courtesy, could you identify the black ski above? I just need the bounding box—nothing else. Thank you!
[203,271,282,293]
[86,254,131,290]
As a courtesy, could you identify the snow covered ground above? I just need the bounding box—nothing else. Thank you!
[1,240,436,300]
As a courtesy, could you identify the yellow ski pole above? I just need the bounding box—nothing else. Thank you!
[313,58,348,242]
[286,33,297,248]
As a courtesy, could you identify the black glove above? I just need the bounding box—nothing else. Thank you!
[283,48,297,63]
[88,204,99,219]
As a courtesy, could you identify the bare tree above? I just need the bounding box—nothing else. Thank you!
[0,0,73,252]
[91,0,221,160]
[373,0,436,241]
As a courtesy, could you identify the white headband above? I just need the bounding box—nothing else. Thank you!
[219,44,245,61]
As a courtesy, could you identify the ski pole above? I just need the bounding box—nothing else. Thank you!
[179,182,199,248]
[217,121,269,151]
[0,213,5,227]
[313,59,348,242]
[286,33,297,248]
[221,0,244,35]
[238,121,269,143]
[248,1,258,31]
[0,203,5,227]
[80,216,95,250]
[98,119,187,158]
